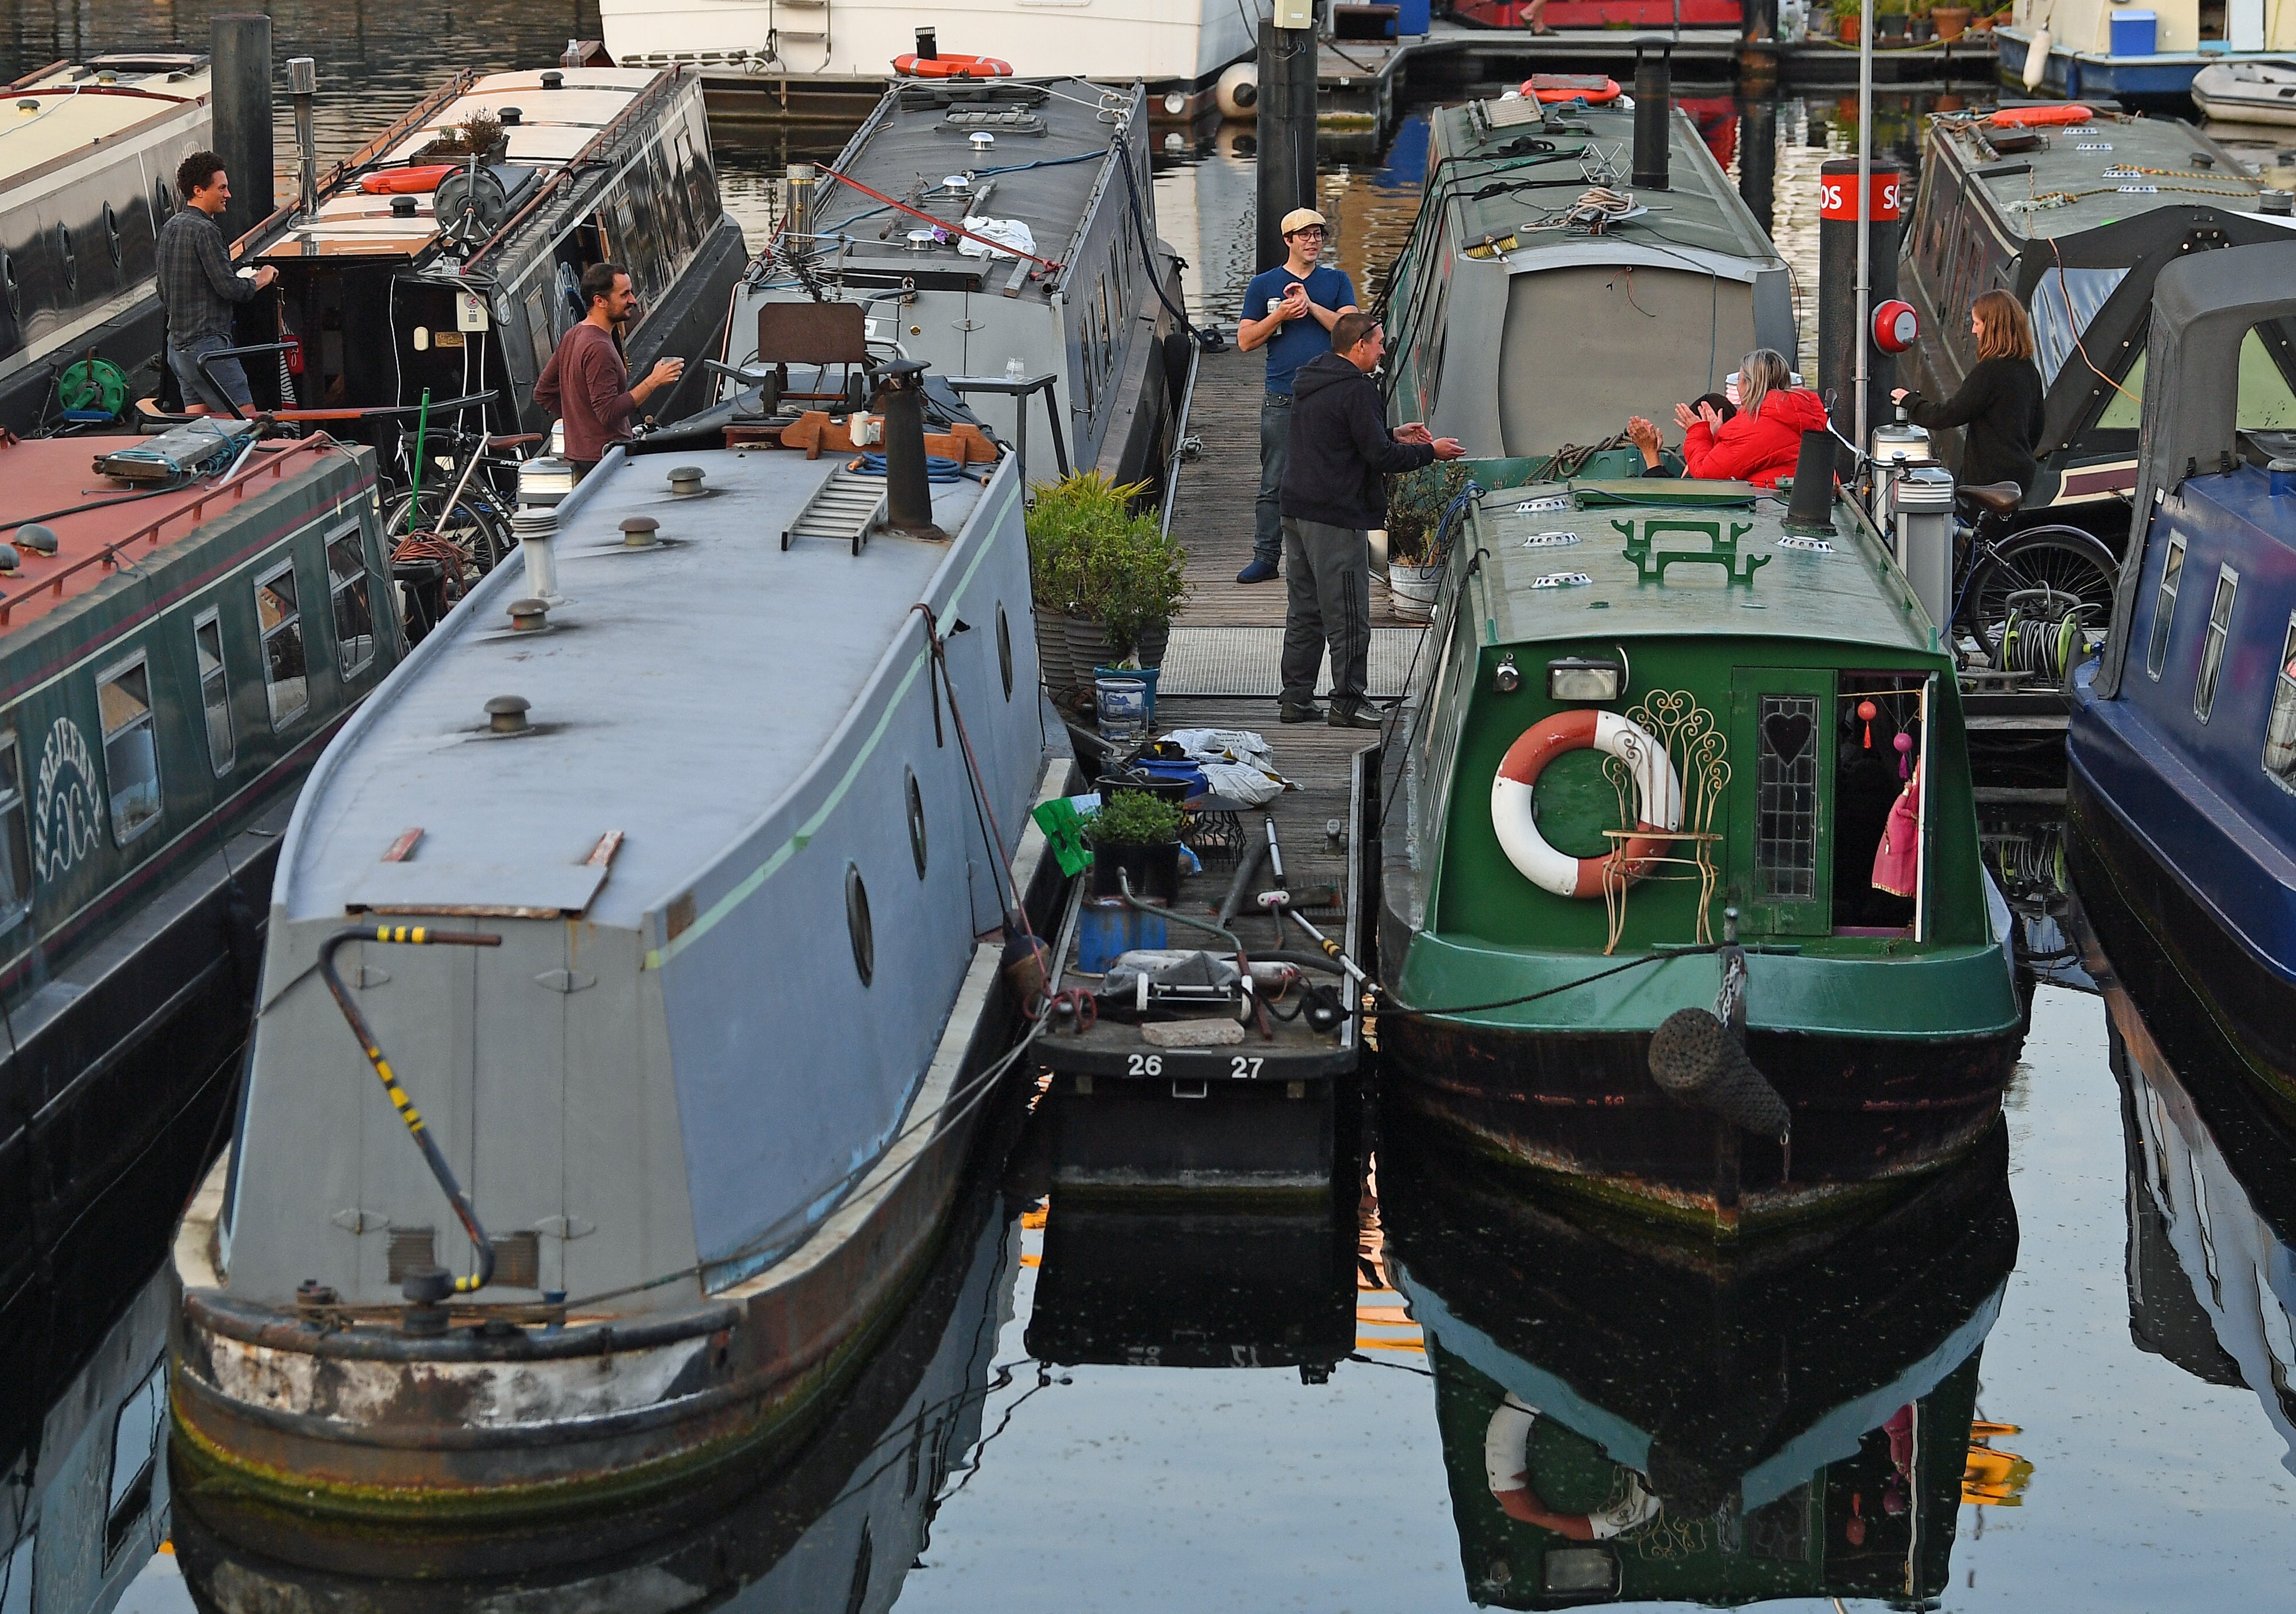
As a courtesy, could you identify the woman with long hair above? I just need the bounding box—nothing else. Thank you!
[1667,348,1829,488]
[1891,289,2047,495]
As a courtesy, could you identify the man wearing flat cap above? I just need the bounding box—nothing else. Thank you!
[1235,207,1357,585]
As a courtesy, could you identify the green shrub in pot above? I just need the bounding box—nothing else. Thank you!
[1386,461,1474,564]
[1087,787,1185,903]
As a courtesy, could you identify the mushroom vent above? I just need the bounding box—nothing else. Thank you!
[486,695,531,735]
[391,195,417,218]
[507,597,548,632]
[621,515,660,547]
[668,465,705,496]
[16,524,57,555]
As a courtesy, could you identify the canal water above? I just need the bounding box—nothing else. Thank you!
[6,6,2296,1609]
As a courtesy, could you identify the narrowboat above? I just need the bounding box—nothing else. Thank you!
[600,4,1270,125]
[1898,106,2287,550]
[0,427,396,1359]
[1380,69,1797,467]
[1377,473,2022,1231]
[169,418,1068,1558]
[2082,899,2296,1474]
[1449,0,1745,28]
[0,55,214,437]
[1997,0,2296,99]
[1382,1112,2018,1608]
[2066,240,2296,1118]
[718,79,1192,499]
[173,62,744,468]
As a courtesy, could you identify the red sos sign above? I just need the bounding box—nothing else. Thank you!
[1819,172,1902,221]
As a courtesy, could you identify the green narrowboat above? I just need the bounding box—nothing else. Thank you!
[1377,474,2022,1232]
[0,426,394,1346]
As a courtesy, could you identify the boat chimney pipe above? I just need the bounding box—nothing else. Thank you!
[288,57,318,222]
[1783,431,1838,535]
[916,26,939,60]
[1632,38,1672,192]
[786,163,816,241]
[878,359,944,540]
[512,506,562,601]
[210,14,274,245]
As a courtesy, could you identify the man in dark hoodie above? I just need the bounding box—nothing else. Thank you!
[1279,312,1463,728]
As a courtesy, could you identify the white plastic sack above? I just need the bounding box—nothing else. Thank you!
[957,215,1037,261]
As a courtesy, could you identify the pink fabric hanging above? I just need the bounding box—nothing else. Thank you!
[1872,763,1921,898]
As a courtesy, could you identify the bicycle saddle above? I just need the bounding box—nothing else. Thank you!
[1956,481,2023,516]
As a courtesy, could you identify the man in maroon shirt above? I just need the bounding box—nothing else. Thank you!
[533,262,684,476]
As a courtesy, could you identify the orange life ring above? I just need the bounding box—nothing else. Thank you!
[1520,74,1622,104]
[1988,102,2095,127]
[359,165,457,195]
[893,53,1014,79]
[1490,708,1682,898]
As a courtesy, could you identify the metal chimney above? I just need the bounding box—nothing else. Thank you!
[1631,38,1672,193]
[878,360,945,541]
[1783,431,1839,535]
[210,15,274,244]
[288,57,318,221]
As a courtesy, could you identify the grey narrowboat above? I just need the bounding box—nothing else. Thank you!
[0,426,397,1369]
[0,55,214,435]
[170,423,1067,1557]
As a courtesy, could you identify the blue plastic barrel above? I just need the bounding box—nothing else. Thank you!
[1395,0,1432,32]
[2110,9,2157,55]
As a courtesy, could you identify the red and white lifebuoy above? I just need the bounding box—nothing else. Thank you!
[1485,1394,1662,1537]
[1520,73,1622,104]
[1491,709,1682,898]
[893,53,1014,79]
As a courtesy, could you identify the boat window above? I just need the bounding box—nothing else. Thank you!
[102,1358,166,1563]
[2097,349,2145,432]
[2145,535,2185,681]
[2239,324,2296,432]
[328,528,375,679]
[846,862,874,985]
[193,608,233,775]
[523,287,553,365]
[2264,615,2296,790]
[0,734,30,932]
[255,561,309,729]
[1096,278,1115,382]
[2032,266,2129,388]
[1754,694,1821,902]
[2194,563,2238,722]
[97,655,162,845]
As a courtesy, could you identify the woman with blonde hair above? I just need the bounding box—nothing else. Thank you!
[1891,289,2047,495]
[1660,348,1828,488]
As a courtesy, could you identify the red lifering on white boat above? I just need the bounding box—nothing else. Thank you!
[1491,708,1682,898]
[1988,102,2094,127]
[1520,73,1622,104]
[893,53,1014,79]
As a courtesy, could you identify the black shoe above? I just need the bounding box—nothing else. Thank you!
[1279,700,1323,723]
[1327,702,1385,730]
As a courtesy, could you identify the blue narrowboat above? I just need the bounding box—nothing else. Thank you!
[2067,240,2296,1115]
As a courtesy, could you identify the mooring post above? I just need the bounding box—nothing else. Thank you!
[1255,6,1319,274]
[1738,98,1778,238]
[211,14,274,246]
[1817,155,1902,476]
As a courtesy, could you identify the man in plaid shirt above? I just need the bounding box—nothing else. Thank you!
[156,149,276,411]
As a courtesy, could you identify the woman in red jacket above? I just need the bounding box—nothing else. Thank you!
[1675,349,1829,488]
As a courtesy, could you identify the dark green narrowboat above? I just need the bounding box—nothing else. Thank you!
[1377,475,2022,1232]
[0,427,394,1342]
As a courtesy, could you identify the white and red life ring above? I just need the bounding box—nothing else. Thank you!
[1485,1393,1663,1537]
[1491,709,1682,898]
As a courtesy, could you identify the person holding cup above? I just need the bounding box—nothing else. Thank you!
[1235,208,1358,585]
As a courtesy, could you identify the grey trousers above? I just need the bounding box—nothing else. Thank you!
[1280,517,1371,708]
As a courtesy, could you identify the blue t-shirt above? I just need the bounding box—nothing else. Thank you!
[1245,264,1357,396]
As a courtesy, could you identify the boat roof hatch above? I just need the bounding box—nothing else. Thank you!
[0,58,213,201]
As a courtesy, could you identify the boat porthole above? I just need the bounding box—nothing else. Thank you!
[152,178,171,222]
[997,603,1013,700]
[905,768,928,880]
[845,863,874,987]
[55,223,74,291]
[1,251,17,321]
[102,203,121,266]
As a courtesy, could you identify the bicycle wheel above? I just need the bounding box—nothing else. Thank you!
[382,486,510,578]
[1963,525,2119,659]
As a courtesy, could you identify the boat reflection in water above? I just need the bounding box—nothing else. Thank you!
[2090,909,2296,1475]
[1381,1109,2018,1607]
[174,1169,1027,1610]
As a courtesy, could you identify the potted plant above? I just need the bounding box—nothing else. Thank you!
[1833,0,1861,42]
[422,110,507,163]
[1931,0,1970,36]
[1087,787,1184,905]
[1024,470,1187,705]
[1384,460,1473,618]
[1874,0,1909,42]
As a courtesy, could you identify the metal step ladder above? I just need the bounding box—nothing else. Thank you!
[780,465,884,555]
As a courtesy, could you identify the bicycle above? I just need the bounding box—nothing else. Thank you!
[382,423,542,642]
[1947,480,2120,681]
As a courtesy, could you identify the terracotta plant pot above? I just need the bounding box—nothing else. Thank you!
[1836,12,1860,42]
[1932,4,1970,38]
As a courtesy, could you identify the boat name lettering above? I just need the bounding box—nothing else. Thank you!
[1522,530,1582,548]
[1530,571,1593,588]
[32,716,100,882]
[1776,534,1834,553]
[2118,185,2160,194]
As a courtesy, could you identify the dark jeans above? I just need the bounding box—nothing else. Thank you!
[168,333,252,412]
[1280,517,1371,708]
[1254,391,1293,567]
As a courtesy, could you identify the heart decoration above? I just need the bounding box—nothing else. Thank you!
[1764,711,1814,767]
